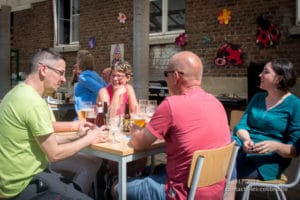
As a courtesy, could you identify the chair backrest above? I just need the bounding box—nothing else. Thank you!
[229,110,244,131]
[187,141,239,198]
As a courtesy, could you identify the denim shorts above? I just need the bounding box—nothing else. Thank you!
[116,173,167,200]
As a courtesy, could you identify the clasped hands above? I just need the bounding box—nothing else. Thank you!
[243,140,279,154]
[77,121,109,143]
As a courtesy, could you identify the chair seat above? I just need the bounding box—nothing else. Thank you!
[240,174,288,184]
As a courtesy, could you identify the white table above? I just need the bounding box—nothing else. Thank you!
[81,136,165,200]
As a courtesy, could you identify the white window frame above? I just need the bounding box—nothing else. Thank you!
[149,0,185,45]
[53,0,79,52]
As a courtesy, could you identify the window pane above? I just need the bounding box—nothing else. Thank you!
[72,15,79,42]
[58,19,70,44]
[57,0,70,44]
[150,0,162,33]
[168,0,185,31]
[58,0,70,19]
[72,0,80,15]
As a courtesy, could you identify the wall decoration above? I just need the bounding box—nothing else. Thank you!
[202,35,212,44]
[88,37,96,49]
[118,12,127,23]
[175,32,187,46]
[215,43,244,66]
[111,43,124,66]
[217,8,232,25]
[256,15,281,48]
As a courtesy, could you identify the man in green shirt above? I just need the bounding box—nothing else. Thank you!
[0,48,108,199]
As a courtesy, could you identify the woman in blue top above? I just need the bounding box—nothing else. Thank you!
[233,58,300,181]
[74,50,107,113]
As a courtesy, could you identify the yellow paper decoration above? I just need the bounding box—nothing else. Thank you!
[217,9,231,25]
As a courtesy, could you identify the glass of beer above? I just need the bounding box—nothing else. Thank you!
[131,113,146,128]
[78,101,92,120]
[86,108,96,124]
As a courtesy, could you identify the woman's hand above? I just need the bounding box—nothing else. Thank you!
[243,139,255,153]
[113,84,126,96]
[252,141,279,154]
[236,129,255,153]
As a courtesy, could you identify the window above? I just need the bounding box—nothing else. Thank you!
[149,0,185,44]
[54,0,80,52]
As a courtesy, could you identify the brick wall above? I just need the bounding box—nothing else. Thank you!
[12,1,53,74]
[185,0,300,77]
[79,0,133,72]
[12,0,300,81]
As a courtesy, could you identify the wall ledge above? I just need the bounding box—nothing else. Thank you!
[289,26,300,35]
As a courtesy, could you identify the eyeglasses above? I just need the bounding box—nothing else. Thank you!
[39,63,65,77]
[111,74,126,79]
[163,70,184,78]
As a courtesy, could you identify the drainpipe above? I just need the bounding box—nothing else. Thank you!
[133,0,149,100]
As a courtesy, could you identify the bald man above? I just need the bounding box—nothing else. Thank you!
[115,51,231,199]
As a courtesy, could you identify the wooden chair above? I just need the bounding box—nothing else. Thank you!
[229,110,244,131]
[241,157,300,200]
[187,141,239,200]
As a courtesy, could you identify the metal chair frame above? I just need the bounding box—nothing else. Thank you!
[242,157,300,200]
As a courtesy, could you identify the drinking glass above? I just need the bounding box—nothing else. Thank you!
[138,99,148,115]
[109,115,121,144]
[86,108,96,124]
[78,101,92,120]
[131,113,146,128]
[146,100,157,117]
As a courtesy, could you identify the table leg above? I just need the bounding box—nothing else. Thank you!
[119,157,127,200]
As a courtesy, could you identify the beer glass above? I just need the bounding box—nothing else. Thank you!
[86,108,96,124]
[78,101,92,120]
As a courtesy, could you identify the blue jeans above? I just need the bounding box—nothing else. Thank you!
[231,149,262,180]
[116,173,167,200]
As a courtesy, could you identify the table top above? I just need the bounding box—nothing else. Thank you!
[55,131,165,156]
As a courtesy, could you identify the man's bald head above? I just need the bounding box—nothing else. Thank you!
[167,51,203,83]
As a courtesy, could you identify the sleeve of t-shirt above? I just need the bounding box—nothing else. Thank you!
[26,103,54,137]
[146,99,173,140]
